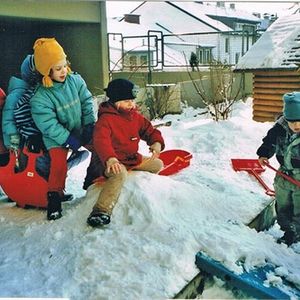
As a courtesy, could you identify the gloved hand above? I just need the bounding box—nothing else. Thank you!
[9,134,20,151]
[27,134,44,153]
[149,142,162,154]
[81,123,94,146]
[63,134,81,151]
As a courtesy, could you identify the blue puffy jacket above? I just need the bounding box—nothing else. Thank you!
[2,77,29,149]
[30,73,96,150]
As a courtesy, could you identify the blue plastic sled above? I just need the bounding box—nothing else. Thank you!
[195,251,300,299]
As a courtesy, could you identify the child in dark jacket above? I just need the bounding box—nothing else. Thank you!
[86,79,165,227]
[0,88,9,166]
[30,38,95,221]
[15,54,43,152]
[257,91,300,246]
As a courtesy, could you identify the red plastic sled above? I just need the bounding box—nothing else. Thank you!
[0,148,89,209]
[158,149,192,176]
[93,149,193,185]
[0,148,48,208]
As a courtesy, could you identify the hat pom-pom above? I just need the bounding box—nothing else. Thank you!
[42,75,53,87]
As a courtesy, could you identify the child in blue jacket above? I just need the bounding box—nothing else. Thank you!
[30,38,95,220]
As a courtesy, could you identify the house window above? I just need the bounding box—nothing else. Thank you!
[197,49,212,64]
[225,38,230,53]
[199,50,203,64]
[243,25,255,34]
[129,55,137,70]
[140,55,148,67]
[124,14,140,24]
[204,50,211,63]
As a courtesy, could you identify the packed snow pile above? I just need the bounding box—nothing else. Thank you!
[0,99,299,299]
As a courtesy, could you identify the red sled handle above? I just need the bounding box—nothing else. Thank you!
[264,162,300,188]
[159,153,192,176]
[249,169,275,197]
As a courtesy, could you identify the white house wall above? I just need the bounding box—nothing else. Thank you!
[108,1,259,69]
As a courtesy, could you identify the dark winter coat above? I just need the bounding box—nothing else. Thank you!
[93,102,165,170]
[14,85,40,139]
[15,54,41,140]
[257,116,300,170]
[0,88,7,155]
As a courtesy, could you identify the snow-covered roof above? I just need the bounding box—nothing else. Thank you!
[164,1,231,32]
[235,13,300,71]
[171,1,260,25]
[114,1,234,35]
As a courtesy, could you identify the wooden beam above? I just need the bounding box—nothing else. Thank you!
[253,93,283,101]
[254,88,300,94]
[253,115,274,122]
[253,104,282,113]
[253,99,283,107]
[254,82,300,89]
[253,110,279,119]
[255,77,300,83]
[254,70,300,77]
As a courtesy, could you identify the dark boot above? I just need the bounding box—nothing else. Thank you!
[61,193,74,202]
[47,192,62,221]
[278,225,299,246]
[87,209,110,227]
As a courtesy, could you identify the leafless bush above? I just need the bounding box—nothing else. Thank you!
[186,59,243,121]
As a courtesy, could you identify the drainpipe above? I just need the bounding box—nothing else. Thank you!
[99,1,109,89]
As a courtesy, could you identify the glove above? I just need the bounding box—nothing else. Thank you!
[81,123,94,146]
[27,134,44,153]
[149,142,162,154]
[9,134,20,151]
[63,134,81,151]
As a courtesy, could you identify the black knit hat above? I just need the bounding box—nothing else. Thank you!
[104,79,139,103]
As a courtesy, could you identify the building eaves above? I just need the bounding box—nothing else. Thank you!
[235,13,300,71]
[166,1,222,32]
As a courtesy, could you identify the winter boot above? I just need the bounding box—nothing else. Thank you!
[87,209,110,227]
[47,191,62,221]
[61,193,74,202]
[278,225,298,246]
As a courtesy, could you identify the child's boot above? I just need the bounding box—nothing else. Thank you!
[87,209,110,227]
[61,193,74,202]
[279,225,298,246]
[47,191,62,220]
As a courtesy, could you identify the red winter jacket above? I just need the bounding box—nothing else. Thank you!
[93,102,165,168]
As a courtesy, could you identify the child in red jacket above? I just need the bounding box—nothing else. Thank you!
[86,79,165,227]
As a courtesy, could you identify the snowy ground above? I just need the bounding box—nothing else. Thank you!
[0,99,299,299]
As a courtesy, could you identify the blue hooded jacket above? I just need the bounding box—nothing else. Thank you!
[2,76,29,148]
[30,73,96,150]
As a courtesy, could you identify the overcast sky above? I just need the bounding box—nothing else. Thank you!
[106,1,299,18]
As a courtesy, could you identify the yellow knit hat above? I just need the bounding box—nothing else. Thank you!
[33,38,69,87]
